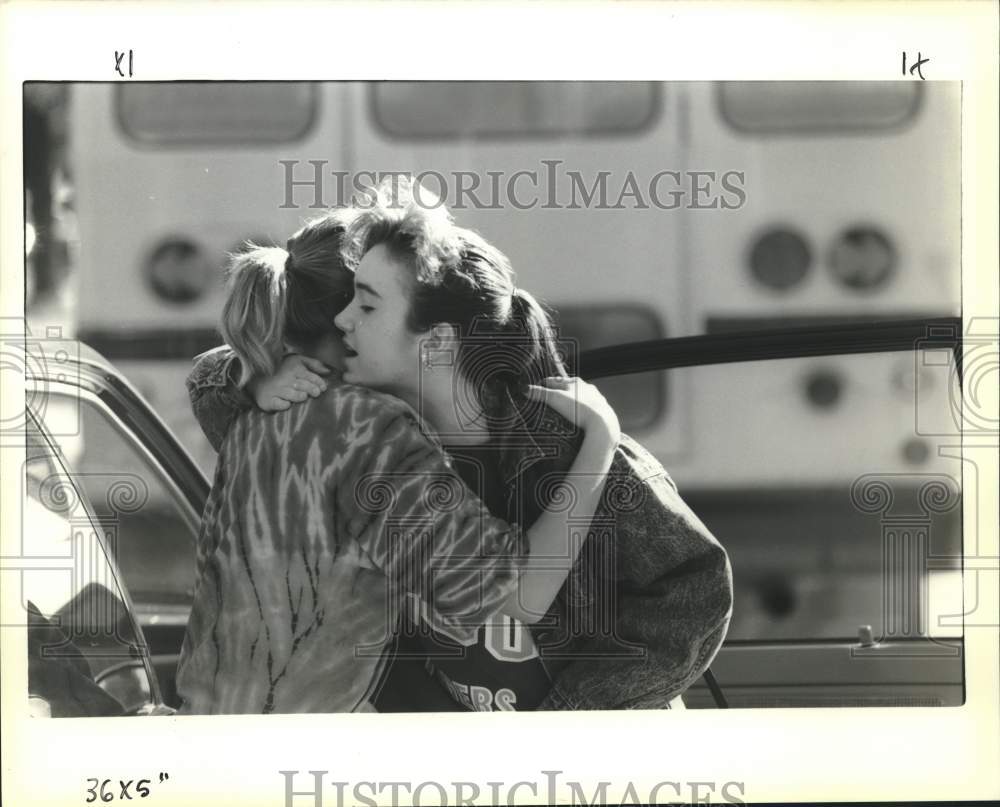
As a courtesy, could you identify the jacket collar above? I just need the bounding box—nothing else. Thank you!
[493,389,577,486]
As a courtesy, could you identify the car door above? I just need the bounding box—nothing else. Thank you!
[577,317,965,707]
[23,411,165,716]
[29,372,206,708]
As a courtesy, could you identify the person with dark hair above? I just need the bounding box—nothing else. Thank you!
[190,177,732,711]
[178,213,621,713]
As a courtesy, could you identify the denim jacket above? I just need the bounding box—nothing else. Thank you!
[187,348,733,710]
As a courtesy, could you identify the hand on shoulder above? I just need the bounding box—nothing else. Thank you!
[247,354,331,412]
[525,376,621,445]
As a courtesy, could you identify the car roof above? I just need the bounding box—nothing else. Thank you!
[25,337,132,387]
[76,341,119,374]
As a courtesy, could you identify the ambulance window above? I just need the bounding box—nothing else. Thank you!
[372,82,658,138]
[118,82,316,144]
[718,82,921,133]
[555,305,665,432]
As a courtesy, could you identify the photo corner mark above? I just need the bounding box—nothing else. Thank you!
[114,49,134,78]
[902,51,930,80]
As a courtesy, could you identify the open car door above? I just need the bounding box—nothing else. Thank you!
[23,411,168,716]
[24,344,209,711]
[577,317,965,708]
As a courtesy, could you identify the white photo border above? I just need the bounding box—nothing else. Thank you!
[2,2,997,805]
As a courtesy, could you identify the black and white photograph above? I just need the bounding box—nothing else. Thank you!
[2,3,998,806]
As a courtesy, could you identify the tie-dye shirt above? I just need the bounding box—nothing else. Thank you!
[176,382,526,714]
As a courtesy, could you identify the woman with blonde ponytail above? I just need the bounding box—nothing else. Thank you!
[218,246,289,386]
[177,210,623,714]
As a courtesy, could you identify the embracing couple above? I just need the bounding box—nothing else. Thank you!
[175,177,732,714]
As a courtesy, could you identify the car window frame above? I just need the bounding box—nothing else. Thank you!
[34,380,203,625]
[31,350,211,519]
[578,316,962,378]
[25,409,166,710]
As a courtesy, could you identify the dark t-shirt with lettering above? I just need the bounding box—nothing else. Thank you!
[374,443,552,712]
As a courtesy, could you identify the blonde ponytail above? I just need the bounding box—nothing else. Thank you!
[220,245,289,386]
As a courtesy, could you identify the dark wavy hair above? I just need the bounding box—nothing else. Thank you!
[344,177,568,414]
